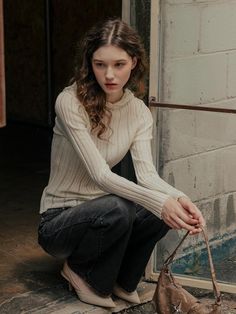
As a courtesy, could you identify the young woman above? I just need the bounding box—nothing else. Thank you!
[38,18,205,308]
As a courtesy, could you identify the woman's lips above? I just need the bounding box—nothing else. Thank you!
[105,83,118,89]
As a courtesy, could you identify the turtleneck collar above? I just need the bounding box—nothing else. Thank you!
[106,89,134,110]
[67,84,134,110]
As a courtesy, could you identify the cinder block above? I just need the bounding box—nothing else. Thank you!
[200,2,236,52]
[228,52,236,97]
[163,4,200,57]
[160,99,236,160]
[161,146,236,201]
[165,0,223,4]
[165,0,204,4]
[222,148,236,192]
[165,0,193,3]
[162,54,227,104]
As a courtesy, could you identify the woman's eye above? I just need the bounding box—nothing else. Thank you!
[95,63,105,68]
[115,63,125,68]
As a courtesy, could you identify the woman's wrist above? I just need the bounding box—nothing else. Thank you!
[176,195,190,202]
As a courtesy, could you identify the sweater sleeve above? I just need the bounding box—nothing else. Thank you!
[55,91,170,218]
[130,102,187,199]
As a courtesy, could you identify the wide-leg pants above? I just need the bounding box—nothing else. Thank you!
[38,195,169,296]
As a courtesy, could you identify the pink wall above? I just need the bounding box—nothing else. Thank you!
[0,0,5,127]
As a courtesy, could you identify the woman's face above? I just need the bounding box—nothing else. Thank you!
[92,45,137,103]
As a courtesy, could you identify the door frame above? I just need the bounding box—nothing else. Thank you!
[122,0,130,23]
[145,0,236,294]
[0,0,5,127]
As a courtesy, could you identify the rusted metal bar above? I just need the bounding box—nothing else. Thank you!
[149,100,236,114]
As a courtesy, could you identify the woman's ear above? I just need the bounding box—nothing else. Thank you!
[131,57,137,70]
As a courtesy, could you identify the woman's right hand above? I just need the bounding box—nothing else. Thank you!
[161,197,204,234]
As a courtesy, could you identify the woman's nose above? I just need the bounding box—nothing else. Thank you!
[105,67,114,80]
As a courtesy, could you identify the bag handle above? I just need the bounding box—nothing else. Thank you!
[163,226,222,305]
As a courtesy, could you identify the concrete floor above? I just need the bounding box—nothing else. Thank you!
[0,123,156,313]
[1,123,236,313]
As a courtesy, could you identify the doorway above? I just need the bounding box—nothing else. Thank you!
[0,1,122,309]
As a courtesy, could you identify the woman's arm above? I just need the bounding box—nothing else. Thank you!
[130,102,205,233]
[55,91,170,218]
[130,103,186,199]
[56,92,205,233]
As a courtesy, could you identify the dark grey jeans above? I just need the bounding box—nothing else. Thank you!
[38,195,169,296]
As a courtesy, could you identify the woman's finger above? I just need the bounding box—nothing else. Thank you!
[173,216,198,232]
[165,217,181,229]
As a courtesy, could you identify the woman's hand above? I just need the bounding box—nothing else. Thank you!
[161,196,205,235]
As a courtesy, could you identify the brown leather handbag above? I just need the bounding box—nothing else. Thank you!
[153,227,222,313]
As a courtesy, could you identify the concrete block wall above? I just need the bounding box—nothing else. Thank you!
[158,0,236,242]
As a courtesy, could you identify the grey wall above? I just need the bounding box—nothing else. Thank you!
[156,0,236,259]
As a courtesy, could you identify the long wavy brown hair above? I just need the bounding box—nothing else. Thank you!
[71,18,148,138]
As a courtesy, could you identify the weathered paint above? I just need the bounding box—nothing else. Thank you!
[154,0,236,281]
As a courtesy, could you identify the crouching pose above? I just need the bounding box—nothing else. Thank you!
[38,18,205,308]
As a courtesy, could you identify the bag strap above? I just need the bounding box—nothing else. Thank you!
[201,227,221,305]
[163,226,222,305]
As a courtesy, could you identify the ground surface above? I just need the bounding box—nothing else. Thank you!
[0,124,236,313]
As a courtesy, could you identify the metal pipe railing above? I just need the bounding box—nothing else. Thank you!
[149,97,236,114]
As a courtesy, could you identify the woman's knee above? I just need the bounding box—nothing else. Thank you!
[136,208,170,237]
[103,195,136,229]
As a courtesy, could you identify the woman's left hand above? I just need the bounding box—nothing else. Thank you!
[177,196,206,235]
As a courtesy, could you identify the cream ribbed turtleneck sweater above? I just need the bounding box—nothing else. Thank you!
[40,84,186,216]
